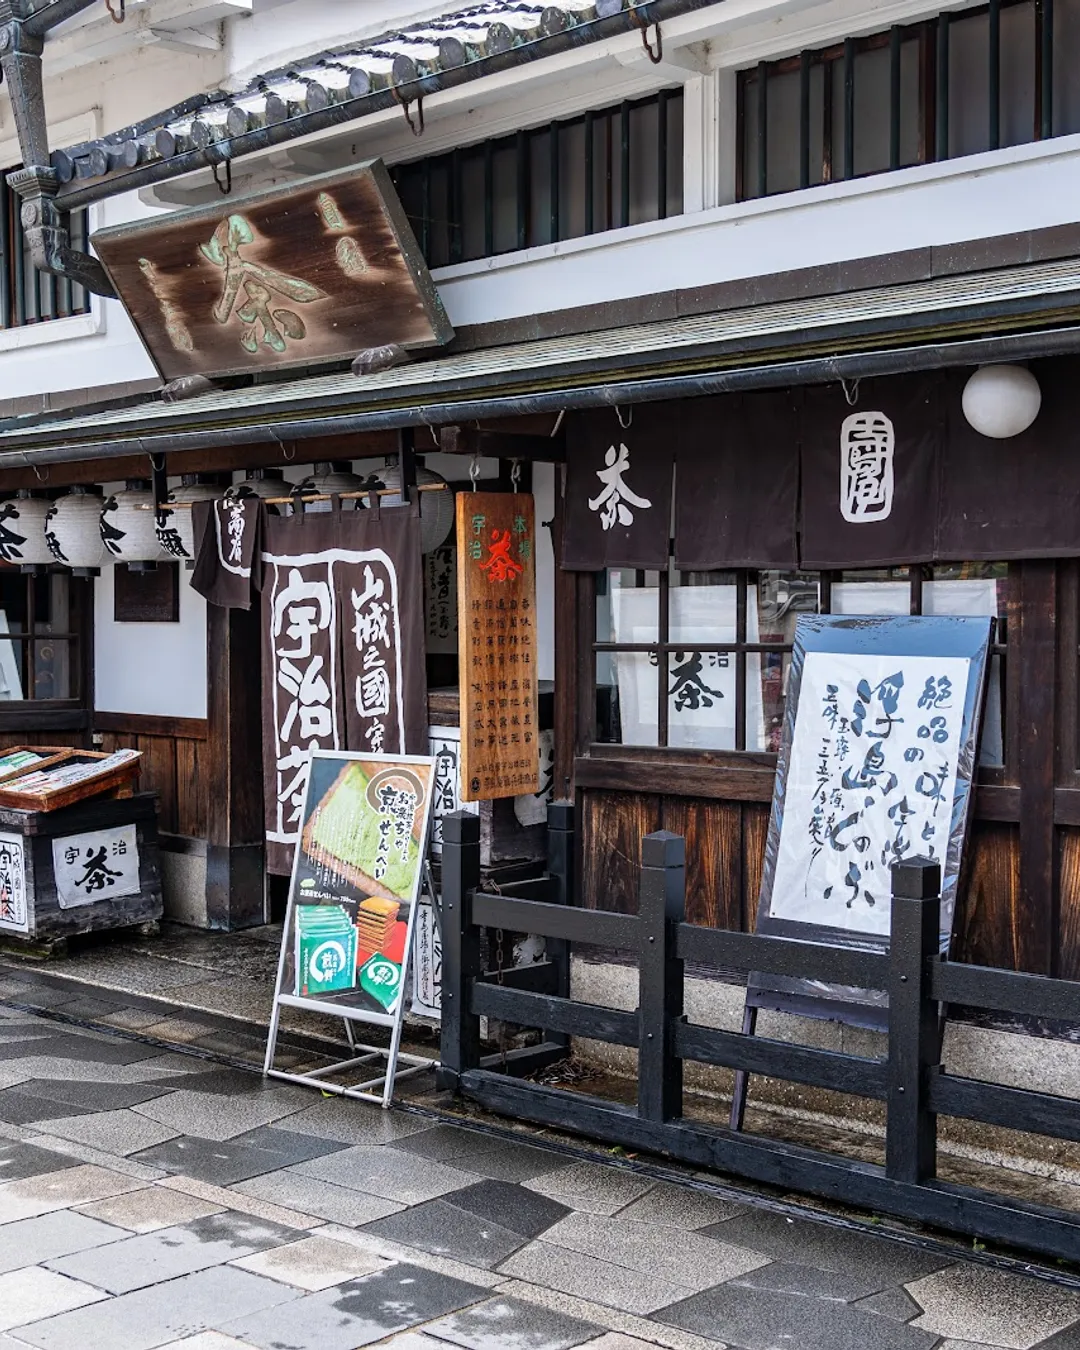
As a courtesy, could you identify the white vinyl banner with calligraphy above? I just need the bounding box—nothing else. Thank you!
[769,651,968,937]
[0,833,27,932]
[53,825,141,910]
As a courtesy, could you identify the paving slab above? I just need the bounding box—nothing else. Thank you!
[0,1090,98,1127]
[156,1336,260,1350]
[0,1033,162,1065]
[498,1240,695,1315]
[906,1264,1080,1349]
[158,1176,322,1230]
[702,1211,950,1288]
[132,1135,300,1186]
[226,1125,348,1166]
[657,1281,941,1350]
[131,1088,310,1142]
[423,1294,602,1350]
[0,1208,124,1273]
[0,1265,108,1333]
[524,1163,656,1216]
[221,1262,489,1350]
[0,1164,146,1222]
[278,1099,435,1145]
[47,1209,300,1294]
[13,1079,172,1112]
[440,1179,571,1239]
[230,1232,391,1291]
[540,1210,770,1292]
[612,1183,747,1230]
[856,1286,925,1321]
[0,1142,79,1184]
[15,1263,300,1350]
[293,1145,480,1205]
[76,1185,226,1233]
[39,1109,182,1157]
[361,1197,528,1268]
[730,1260,889,1303]
[228,1169,404,1226]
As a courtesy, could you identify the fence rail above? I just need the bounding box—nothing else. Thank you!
[439,807,1080,1263]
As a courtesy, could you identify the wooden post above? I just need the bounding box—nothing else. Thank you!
[204,603,265,930]
[638,829,685,1123]
[437,810,483,1091]
[545,799,575,1047]
[886,857,942,1184]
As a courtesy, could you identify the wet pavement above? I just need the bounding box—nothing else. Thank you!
[0,1004,1078,1348]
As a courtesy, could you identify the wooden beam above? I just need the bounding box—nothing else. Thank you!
[438,424,566,462]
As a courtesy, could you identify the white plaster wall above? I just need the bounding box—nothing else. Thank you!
[93,564,208,719]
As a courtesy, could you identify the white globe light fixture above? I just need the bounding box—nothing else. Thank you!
[962,365,1042,439]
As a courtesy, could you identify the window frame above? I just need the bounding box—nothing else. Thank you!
[0,567,93,732]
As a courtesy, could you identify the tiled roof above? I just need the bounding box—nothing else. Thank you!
[52,0,711,204]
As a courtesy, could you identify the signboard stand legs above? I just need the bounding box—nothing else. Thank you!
[262,751,439,1109]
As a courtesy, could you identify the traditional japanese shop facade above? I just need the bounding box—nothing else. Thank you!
[4,0,1080,1008]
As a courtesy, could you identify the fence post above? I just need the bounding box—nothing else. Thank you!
[886,857,942,1184]
[545,801,575,1041]
[638,830,686,1123]
[436,811,483,1092]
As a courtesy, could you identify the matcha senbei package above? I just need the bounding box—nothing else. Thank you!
[295,904,358,996]
[358,952,404,1012]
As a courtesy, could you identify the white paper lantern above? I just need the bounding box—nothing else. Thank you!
[156,475,221,561]
[372,464,454,553]
[0,491,54,570]
[45,487,110,575]
[295,460,369,513]
[233,468,287,502]
[962,365,1042,439]
[100,479,169,569]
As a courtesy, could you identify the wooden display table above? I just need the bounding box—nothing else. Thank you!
[0,790,163,955]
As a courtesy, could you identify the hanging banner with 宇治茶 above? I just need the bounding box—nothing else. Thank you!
[456,492,540,802]
[262,500,427,875]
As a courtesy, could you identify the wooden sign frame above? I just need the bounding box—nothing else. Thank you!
[92,160,453,382]
[455,491,541,802]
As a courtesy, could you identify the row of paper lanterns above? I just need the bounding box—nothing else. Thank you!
[1,461,455,574]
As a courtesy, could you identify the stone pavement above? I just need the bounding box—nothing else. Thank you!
[0,1005,1079,1349]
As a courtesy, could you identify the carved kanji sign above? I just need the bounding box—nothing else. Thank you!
[456,492,541,802]
[92,161,452,381]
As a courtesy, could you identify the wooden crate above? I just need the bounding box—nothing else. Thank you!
[0,791,162,952]
[0,748,141,812]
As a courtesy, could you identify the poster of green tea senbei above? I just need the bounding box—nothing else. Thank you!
[264,750,437,1107]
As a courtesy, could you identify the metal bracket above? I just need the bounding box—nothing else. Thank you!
[212,157,232,195]
[0,1,117,296]
[392,84,425,137]
[105,0,124,21]
[629,4,663,63]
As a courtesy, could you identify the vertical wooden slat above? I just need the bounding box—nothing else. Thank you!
[956,824,1021,969]
[12,187,25,327]
[620,99,631,228]
[448,148,463,266]
[843,36,856,180]
[743,803,769,931]
[1015,560,1057,974]
[918,22,935,165]
[889,25,903,169]
[420,160,431,260]
[175,737,208,839]
[483,141,494,256]
[756,60,768,196]
[657,89,669,218]
[584,109,595,234]
[549,120,560,244]
[581,788,662,916]
[936,13,951,161]
[0,177,10,331]
[799,51,811,188]
[1057,828,1080,980]
[663,798,743,931]
[1037,0,1054,140]
[576,571,597,756]
[658,571,670,749]
[516,129,529,250]
[989,0,1001,151]
[735,571,748,753]
[822,55,834,182]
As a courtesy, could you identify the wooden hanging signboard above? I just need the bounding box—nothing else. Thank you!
[456,491,541,802]
[91,160,453,382]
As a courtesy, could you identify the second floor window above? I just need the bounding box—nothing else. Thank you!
[390,89,683,269]
[0,171,91,328]
[738,0,1080,201]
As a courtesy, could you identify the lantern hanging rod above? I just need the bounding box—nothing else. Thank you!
[143,483,450,510]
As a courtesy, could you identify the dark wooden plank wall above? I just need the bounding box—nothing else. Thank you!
[0,724,208,842]
[576,559,1080,978]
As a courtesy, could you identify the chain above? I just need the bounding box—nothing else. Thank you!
[510,459,521,493]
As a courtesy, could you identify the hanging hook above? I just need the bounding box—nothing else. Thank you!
[615,404,633,430]
[841,376,861,407]
[470,452,480,492]
[510,459,521,493]
[105,0,125,22]
[146,451,166,475]
[425,422,439,447]
[212,158,232,196]
[629,4,663,63]
[550,409,566,438]
[392,85,425,137]
[20,451,48,484]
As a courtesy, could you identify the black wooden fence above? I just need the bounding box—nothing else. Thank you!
[439,804,1080,1263]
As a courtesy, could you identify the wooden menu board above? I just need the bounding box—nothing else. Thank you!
[456,492,540,802]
